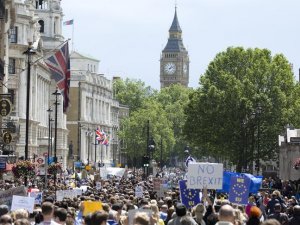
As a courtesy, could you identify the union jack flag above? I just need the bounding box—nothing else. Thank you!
[96,127,105,143]
[45,42,71,112]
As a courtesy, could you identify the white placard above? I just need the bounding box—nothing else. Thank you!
[135,186,143,198]
[96,182,102,190]
[56,189,83,201]
[11,195,35,213]
[187,163,223,189]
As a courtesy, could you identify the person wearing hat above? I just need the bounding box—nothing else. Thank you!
[167,203,197,225]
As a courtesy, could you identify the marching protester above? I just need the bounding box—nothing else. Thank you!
[0,151,299,225]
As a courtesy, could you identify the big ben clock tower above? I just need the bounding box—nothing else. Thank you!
[160,8,189,88]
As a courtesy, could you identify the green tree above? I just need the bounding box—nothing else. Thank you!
[154,84,193,163]
[113,78,156,113]
[184,47,298,172]
[118,98,175,166]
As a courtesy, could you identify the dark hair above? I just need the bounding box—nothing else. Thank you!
[84,213,92,225]
[42,202,54,216]
[54,208,67,222]
[0,205,9,217]
[91,211,108,225]
[175,203,187,217]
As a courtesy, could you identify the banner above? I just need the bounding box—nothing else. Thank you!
[187,163,223,189]
[229,176,250,205]
[82,201,102,216]
[11,195,35,213]
[0,186,27,207]
[179,180,201,208]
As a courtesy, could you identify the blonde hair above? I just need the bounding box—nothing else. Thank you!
[150,203,160,219]
[12,209,29,220]
[193,203,205,222]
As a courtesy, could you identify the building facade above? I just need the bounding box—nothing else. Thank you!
[67,51,123,167]
[278,127,300,180]
[3,0,68,167]
[160,8,189,89]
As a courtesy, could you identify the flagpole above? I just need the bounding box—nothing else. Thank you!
[72,21,74,52]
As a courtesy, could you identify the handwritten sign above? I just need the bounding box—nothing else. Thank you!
[82,201,103,216]
[11,195,35,213]
[187,163,223,189]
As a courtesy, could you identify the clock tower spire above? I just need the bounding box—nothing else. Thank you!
[160,7,189,88]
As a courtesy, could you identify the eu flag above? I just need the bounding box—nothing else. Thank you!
[229,176,250,205]
[179,180,200,208]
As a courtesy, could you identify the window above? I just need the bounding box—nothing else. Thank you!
[38,20,44,33]
[9,27,18,43]
[8,58,16,74]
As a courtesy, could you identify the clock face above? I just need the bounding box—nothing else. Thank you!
[183,64,188,74]
[164,63,176,75]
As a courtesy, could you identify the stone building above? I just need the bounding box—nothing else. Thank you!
[278,126,300,180]
[4,0,68,167]
[160,8,189,88]
[67,51,123,167]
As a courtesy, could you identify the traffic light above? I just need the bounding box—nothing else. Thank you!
[143,155,150,167]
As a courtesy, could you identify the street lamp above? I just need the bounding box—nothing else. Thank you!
[47,108,53,163]
[23,43,36,187]
[23,43,36,162]
[52,89,61,163]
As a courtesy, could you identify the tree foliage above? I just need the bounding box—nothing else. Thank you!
[114,79,191,167]
[184,47,299,171]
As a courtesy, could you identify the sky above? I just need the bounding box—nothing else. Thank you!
[61,0,300,90]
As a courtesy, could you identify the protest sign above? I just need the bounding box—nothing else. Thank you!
[96,182,101,190]
[187,163,223,189]
[56,189,83,201]
[229,176,250,205]
[11,195,35,213]
[135,186,143,198]
[179,180,201,208]
[82,201,103,216]
[28,192,43,205]
[0,186,27,207]
[128,209,152,225]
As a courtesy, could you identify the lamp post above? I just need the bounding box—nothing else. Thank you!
[47,108,53,163]
[23,43,36,187]
[52,89,61,163]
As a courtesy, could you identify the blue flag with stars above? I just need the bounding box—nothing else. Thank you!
[229,176,250,205]
[179,180,200,208]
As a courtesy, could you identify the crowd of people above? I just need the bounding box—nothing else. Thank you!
[0,168,299,225]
